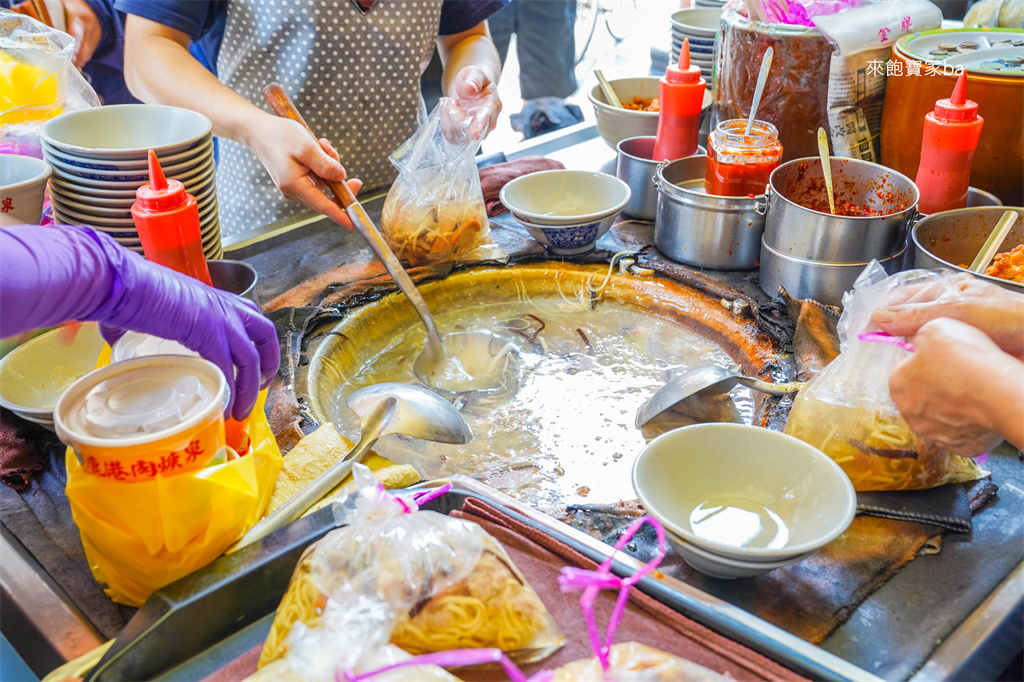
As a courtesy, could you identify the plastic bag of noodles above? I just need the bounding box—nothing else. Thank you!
[258,464,563,669]
[785,263,984,491]
[246,594,460,682]
[380,97,505,266]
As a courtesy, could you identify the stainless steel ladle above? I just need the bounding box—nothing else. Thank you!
[232,382,472,550]
[636,365,803,428]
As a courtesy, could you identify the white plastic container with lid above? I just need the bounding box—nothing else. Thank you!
[54,356,229,481]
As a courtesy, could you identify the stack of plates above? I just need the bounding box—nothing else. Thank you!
[41,105,222,260]
[670,8,723,85]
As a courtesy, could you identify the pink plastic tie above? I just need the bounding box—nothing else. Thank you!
[857,332,916,353]
[557,515,667,672]
[338,648,551,682]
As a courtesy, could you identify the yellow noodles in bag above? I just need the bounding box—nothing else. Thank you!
[259,465,562,667]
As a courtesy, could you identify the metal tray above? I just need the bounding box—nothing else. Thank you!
[82,477,875,682]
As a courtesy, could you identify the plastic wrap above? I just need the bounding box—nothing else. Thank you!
[245,595,460,682]
[0,11,100,156]
[713,11,833,161]
[259,465,563,668]
[380,97,505,266]
[785,264,984,491]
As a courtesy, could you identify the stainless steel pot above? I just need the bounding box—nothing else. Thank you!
[759,237,907,307]
[911,206,1024,293]
[764,157,918,263]
[617,137,706,221]
[654,155,767,269]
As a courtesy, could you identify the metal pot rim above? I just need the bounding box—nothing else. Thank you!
[911,206,1024,290]
[761,236,907,267]
[656,154,764,208]
[768,156,920,220]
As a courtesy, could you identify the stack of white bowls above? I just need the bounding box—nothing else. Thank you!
[670,9,723,86]
[41,105,221,259]
[694,0,726,8]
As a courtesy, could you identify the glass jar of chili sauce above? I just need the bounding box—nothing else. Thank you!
[704,120,783,197]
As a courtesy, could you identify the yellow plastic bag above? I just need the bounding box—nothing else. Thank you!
[65,390,283,606]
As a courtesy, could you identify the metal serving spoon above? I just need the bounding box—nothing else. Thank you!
[232,382,472,551]
[636,365,803,428]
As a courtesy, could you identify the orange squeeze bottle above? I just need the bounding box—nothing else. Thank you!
[132,150,213,286]
[914,71,984,215]
[652,39,706,162]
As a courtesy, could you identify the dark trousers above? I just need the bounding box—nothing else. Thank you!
[488,0,578,100]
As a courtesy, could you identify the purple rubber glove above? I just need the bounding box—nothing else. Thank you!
[0,225,280,420]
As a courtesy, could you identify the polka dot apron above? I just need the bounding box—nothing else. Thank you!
[215,0,443,236]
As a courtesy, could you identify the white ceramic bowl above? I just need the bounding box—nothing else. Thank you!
[666,532,816,579]
[45,146,213,183]
[42,140,213,171]
[0,154,52,226]
[589,78,712,149]
[588,77,660,149]
[632,423,856,564]
[47,157,214,190]
[670,8,723,37]
[0,323,106,420]
[41,105,212,159]
[500,170,630,255]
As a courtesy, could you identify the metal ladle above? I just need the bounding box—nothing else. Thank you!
[636,365,803,428]
[232,382,472,550]
[263,84,505,392]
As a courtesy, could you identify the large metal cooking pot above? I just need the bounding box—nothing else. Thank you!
[654,155,766,269]
[764,157,918,263]
[760,238,906,307]
[911,206,1024,293]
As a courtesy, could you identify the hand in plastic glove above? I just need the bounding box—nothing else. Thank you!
[447,65,502,140]
[0,226,280,420]
[887,318,1024,455]
[872,274,1024,360]
[244,114,363,230]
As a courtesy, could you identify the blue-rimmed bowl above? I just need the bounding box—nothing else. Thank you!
[499,170,630,255]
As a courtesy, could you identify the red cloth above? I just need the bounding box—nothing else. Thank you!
[0,409,49,490]
[479,156,565,216]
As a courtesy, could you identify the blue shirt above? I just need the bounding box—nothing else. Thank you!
[114,0,509,78]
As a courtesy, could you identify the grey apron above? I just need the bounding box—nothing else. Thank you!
[215,0,443,236]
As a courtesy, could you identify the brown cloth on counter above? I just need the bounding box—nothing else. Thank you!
[0,409,51,490]
[479,156,565,216]
[201,499,806,682]
[781,287,840,382]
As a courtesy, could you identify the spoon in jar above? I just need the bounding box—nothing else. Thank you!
[817,127,836,215]
[745,47,773,135]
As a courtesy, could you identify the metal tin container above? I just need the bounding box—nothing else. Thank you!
[654,155,766,269]
[911,206,1024,293]
[764,157,919,263]
[760,237,907,306]
[208,259,260,307]
[617,137,705,221]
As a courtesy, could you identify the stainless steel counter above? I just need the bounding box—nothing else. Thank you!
[2,122,1021,681]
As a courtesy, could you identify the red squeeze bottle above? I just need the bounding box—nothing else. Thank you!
[914,71,984,215]
[132,150,213,286]
[652,39,706,162]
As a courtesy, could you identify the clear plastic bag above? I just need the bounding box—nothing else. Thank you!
[784,263,983,491]
[0,11,100,155]
[259,465,562,668]
[246,594,460,682]
[380,97,505,266]
[552,642,730,681]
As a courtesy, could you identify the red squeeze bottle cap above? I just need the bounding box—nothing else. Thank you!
[934,71,979,121]
[135,150,188,211]
[666,39,702,84]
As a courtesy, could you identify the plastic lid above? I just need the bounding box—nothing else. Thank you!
[111,332,199,363]
[666,39,702,84]
[934,71,979,121]
[56,356,228,445]
[134,149,188,211]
